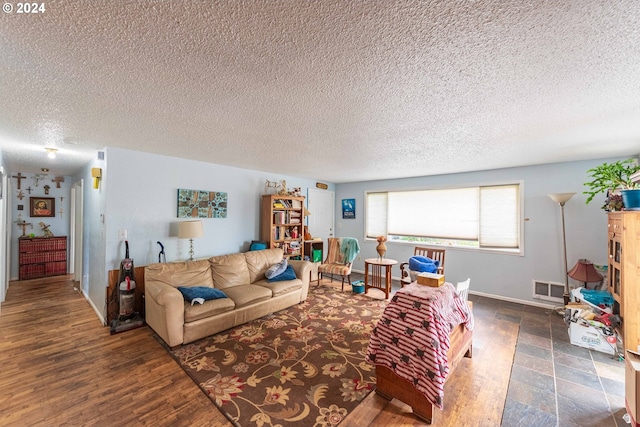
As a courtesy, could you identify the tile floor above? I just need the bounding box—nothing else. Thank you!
[341,272,627,427]
[492,295,627,427]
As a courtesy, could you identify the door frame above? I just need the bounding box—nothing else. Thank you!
[70,179,84,292]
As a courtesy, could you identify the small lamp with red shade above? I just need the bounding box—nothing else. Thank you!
[568,259,604,290]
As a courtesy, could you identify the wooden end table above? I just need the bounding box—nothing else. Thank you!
[364,258,398,299]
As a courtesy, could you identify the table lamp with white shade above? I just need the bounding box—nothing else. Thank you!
[178,220,204,261]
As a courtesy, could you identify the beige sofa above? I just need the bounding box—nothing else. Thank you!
[145,248,312,347]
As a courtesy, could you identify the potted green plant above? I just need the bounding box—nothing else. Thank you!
[584,159,640,210]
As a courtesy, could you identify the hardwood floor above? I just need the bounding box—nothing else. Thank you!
[0,275,521,426]
[0,276,228,427]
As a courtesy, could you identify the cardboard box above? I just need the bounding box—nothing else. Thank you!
[568,321,614,355]
[417,272,445,287]
[626,350,640,427]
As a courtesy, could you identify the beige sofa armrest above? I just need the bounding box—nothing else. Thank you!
[289,260,312,302]
[145,280,185,347]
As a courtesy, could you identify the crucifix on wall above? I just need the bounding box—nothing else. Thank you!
[12,172,26,189]
[15,219,32,238]
[33,174,47,187]
[52,176,64,188]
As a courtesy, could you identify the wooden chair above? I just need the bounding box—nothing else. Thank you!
[399,246,446,286]
[318,237,357,291]
[456,278,470,301]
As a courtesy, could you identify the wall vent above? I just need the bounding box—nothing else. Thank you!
[532,280,564,303]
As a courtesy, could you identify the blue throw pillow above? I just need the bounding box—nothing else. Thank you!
[268,265,297,282]
[250,241,268,251]
[177,286,227,303]
[265,259,288,279]
[409,256,439,273]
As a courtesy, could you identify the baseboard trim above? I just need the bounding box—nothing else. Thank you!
[81,289,107,326]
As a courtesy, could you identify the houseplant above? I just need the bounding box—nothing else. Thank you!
[584,159,640,210]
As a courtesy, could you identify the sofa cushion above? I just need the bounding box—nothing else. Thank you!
[145,260,214,288]
[244,248,285,283]
[268,264,296,282]
[222,284,273,308]
[177,286,227,303]
[254,278,303,297]
[209,253,251,289]
[184,298,236,323]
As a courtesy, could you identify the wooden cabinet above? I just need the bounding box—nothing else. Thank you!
[261,195,305,259]
[304,240,324,262]
[304,240,324,283]
[607,212,640,352]
[19,236,67,280]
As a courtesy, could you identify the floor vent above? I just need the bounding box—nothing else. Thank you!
[532,280,564,303]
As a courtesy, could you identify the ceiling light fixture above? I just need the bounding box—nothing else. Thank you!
[45,147,58,159]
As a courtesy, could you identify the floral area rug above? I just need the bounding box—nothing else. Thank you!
[167,287,388,427]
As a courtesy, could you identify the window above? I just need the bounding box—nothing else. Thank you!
[365,183,521,252]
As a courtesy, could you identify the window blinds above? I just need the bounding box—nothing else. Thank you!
[365,183,520,249]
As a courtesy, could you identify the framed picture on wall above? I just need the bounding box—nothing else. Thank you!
[342,198,355,219]
[30,197,55,217]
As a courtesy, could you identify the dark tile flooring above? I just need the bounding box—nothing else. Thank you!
[342,272,627,427]
[492,295,626,427]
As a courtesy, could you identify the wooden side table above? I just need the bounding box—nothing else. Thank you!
[364,258,398,299]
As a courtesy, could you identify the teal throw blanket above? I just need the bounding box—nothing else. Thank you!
[340,237,360,264]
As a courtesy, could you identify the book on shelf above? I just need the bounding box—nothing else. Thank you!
[273,212,285,224]
[274,199,292,208]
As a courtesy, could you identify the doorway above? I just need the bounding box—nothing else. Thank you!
[306,188,334,244]
[70,179,84,292]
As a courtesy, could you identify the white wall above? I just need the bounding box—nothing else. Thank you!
[77,155,107,320]
[335,158,626,306]
[81,147,334,323]
[0,150,7,306]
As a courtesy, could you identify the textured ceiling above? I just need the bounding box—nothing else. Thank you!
[1,0,639,182]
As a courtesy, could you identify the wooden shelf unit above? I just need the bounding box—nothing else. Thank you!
[19,236,67,280]
[261,195,305,260]
[607,211,640,353]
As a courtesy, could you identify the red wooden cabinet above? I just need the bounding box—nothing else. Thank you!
[18,236,67,280]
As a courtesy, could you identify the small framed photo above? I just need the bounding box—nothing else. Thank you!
[30,197,55,217]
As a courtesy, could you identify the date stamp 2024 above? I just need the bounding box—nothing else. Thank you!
[3,2,46,14]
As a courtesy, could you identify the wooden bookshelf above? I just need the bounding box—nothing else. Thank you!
[260,195,305,260]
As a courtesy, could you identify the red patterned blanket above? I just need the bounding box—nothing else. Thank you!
[367,282,474,409]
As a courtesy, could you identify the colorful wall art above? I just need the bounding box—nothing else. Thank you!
[177,189,228,218]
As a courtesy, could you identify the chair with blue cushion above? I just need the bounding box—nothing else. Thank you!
[399,246,446,286]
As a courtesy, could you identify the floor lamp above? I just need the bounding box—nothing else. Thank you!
[548,193,575,303]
